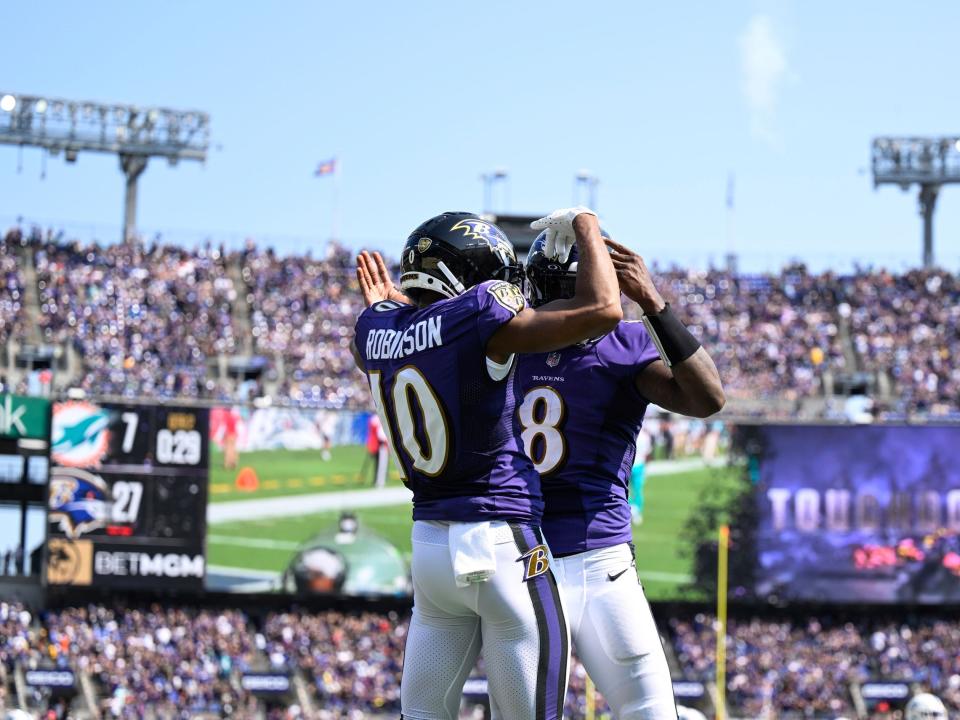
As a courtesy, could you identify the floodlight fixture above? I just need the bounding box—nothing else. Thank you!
[0,91,210,241]
[872,135,960,267]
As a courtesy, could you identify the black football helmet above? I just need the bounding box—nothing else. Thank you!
[525,227,612,307]
[399,212,522,301]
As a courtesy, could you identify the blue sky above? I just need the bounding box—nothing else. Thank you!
[1,1,959,271]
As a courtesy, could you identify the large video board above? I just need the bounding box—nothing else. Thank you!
[46,401,209,591]
[754,424,960,603]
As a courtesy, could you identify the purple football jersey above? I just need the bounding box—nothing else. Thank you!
[516,321,661,555]
[355,280,543,523]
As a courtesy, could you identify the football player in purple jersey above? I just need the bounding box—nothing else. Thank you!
[352,208,621,720]
[514,232,724,720]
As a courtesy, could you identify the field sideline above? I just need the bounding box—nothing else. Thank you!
[208,444,404,502]
[206,453,740,600]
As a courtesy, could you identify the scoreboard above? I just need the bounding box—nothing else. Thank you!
[46,400,209,591]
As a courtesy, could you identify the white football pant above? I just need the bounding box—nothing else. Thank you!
[555,543,677,720]
[401,521,570,720]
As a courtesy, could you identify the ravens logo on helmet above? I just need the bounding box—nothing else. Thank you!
[400,212,522,301]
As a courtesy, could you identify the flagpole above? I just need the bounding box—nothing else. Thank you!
[725,172,736,272]
[331,158,340,243]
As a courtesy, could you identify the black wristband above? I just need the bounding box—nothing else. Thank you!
[641,304,701,367]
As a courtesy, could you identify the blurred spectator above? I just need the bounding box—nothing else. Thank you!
[3,602,960,718]
[0,228,26,349]
[3,225,960,416]
[34,236,237,399]
[43,604,257,719]
[241,240,370,409]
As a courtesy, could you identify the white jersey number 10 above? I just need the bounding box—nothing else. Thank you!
[369,368,450,479]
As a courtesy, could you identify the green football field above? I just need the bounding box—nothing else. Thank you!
[207,454,740,600]
[208,444,405,502]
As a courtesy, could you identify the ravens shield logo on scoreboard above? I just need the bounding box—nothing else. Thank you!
[48,466,112,539]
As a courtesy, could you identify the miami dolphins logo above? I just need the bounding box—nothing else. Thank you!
[48,466,111,539]
[51,401,112,468]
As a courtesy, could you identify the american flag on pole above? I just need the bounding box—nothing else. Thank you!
[314,158,337,177]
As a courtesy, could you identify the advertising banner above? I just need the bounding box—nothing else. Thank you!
[24,669,75,689]
[240,674,291,694]
[0,393,49,440]
[754,425,960,603]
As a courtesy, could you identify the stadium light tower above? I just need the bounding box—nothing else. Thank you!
[574,169,599,210]
[872,136,960,267]
[0,92,210,242]
[480,168,509,214]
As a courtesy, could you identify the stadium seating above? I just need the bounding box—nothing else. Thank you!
[240,242,370,409]
[670,612,960,719]
[1,601,959,719]
[33,238,237,399]
[3,224,959,416]
[0,229,26,350]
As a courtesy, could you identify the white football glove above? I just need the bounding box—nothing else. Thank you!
[530,206,597,263]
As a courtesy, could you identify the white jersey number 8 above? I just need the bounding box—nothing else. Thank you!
[369,367,449,478]
[518,387,567,475]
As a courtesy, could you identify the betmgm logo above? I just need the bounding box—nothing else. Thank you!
[517,544,550,582]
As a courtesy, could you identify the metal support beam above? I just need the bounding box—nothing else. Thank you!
[872,136,960,268]
[919,184,939,268]
[120,154,148,242]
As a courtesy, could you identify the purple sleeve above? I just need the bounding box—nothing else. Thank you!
[605,320,661,378]
[472,280,526,346]
[353,309,374,365]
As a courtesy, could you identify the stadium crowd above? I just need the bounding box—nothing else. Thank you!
[240,242,370,409]
[0,227,26,350]
[841,268,960,416]
[32,237,237,399]
[634,265,848,402]
[19,604,260,719]
[670,612,960,719]
[262,610,403,717]
[2,224,960,416]
[2,602,960,719]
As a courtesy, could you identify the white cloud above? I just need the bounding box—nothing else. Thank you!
[739,14,787,145]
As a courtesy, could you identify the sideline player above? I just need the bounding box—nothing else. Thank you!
[362,412,389,487]
[515,232,724,719]
[630,427,652,525]
[352,208,621,720]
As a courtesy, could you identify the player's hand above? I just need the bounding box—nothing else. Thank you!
[356,251,410,306]
[604,237,666,315]
[530,206,597,263]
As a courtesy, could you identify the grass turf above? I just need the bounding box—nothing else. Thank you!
[208,444,403,502]
[207,462,740,600]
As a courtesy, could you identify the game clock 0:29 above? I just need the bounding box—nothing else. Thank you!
[153,407,208,469]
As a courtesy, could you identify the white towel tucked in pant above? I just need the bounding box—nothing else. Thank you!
[449,521,497,587]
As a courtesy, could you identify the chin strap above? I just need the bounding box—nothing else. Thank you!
[436,261,466,295]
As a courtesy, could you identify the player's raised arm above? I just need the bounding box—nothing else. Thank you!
[604,237,725,417]
[487,208,622,358]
